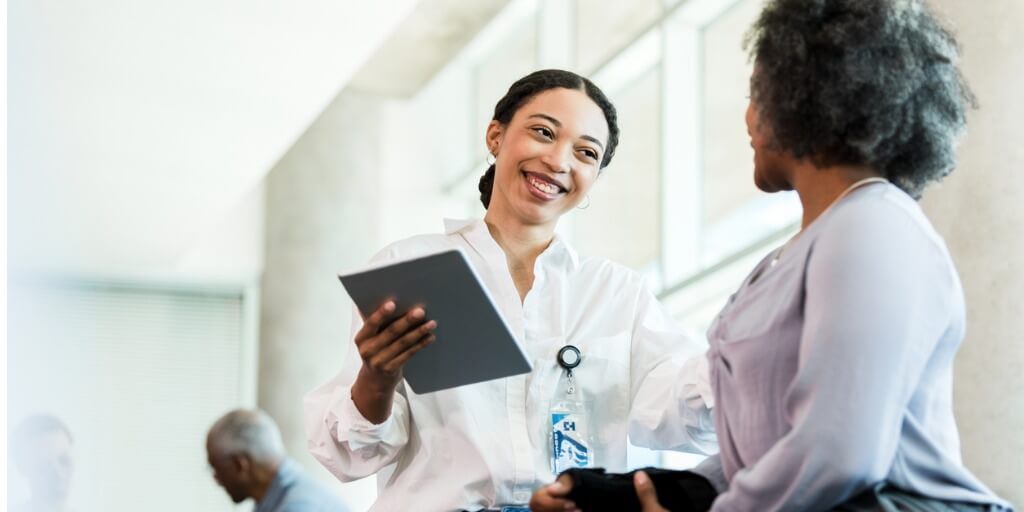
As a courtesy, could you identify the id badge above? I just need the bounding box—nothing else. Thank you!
[549,346,593,474]
[550,398,591,473]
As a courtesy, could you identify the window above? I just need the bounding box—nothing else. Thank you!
[575,0,662,72]
[8,280,257,511]
[573,65,662,275]
[473,17,538,164]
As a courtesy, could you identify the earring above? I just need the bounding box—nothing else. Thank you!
[486,152,496,165]
[576,194,591,210]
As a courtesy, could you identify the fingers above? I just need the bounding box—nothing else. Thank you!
[381,305,429,341]
[354,301,396,342]
[356,303,437,375]
[528,483,578,512]
[550,474,574,496]
[377,331,435,373]
[364,312,435,363]
[634,471,667,512]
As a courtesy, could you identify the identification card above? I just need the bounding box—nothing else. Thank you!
[550,346,592,474]
[550,399,591,474]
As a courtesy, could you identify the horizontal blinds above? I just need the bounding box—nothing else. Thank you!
[9,281,252,512]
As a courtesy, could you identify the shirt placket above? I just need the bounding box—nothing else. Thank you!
[507,267,545,504]
[466,225,537,506]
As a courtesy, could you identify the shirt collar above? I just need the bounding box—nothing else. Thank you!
[254,459,298,512]
[443,218,579,271]
[546,230,579,270]
[443,218,477,235]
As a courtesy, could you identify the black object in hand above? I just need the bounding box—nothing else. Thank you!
[562,467,717,512]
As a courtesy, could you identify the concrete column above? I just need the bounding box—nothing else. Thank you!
[921,0,1024,503]
[259,89,388,510]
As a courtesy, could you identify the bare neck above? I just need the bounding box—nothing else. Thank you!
[250,458,284,503]
[482,212,555,301]
[790,163,884,229]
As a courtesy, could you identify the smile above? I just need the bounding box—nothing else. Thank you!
[522,171,567,200]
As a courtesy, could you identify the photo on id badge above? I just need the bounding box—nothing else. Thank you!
[550,344,595,474]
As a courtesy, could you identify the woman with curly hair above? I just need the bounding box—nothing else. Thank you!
[530,0,1013,510]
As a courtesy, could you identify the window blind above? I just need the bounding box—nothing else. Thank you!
[8,280,256,512]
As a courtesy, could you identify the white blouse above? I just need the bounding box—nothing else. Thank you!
[304,218,716,511]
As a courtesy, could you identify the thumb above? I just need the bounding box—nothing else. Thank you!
[634,471,665,512]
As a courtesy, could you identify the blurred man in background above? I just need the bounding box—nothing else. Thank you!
[207,409,349,512]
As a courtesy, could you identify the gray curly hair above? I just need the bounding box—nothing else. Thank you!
[745,0,975,198]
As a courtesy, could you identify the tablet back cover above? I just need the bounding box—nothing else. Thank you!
[339,249,532,394]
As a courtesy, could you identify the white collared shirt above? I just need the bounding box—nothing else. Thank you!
[304,218,716,511]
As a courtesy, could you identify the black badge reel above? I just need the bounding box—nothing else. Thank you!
[551,344,590,473]
[558,345,582,370]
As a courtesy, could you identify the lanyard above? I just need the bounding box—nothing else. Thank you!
[771,177,888,267]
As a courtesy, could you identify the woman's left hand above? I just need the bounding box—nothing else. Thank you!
[634,471,668,512]
[529,474,580,512]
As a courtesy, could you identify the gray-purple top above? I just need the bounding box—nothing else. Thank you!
[705,182,1011,511]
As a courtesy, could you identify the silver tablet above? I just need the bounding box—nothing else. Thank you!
[338,249,532,394]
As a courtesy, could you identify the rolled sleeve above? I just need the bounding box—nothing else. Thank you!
[304,368,411,480]
[304,293,413,481]
[627,284,718,455]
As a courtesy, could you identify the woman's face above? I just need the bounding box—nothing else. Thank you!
[486,87,609,227]
[746,69,793,193]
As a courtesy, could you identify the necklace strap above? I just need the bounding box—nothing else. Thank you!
[771,177,887,267]
[830,177,888,208]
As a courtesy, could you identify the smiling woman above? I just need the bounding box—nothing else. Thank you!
[478,70,618,214]
[483,86,609,229]
[303,69,717,512]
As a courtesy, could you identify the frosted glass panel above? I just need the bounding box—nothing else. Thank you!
[8,282,251,512]
[474,20,537,163]
[576,0,662,72]
[573,66,661,272]
[701,0,764,225]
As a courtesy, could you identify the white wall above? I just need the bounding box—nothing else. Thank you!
[7,0,417,278]
[258,89,391,511]
[921,0,1024,504]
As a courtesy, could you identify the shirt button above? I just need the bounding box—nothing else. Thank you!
[514,491,530,503]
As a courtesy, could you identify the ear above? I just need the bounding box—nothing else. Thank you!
[485,120,504,156]
[232,454,251,475]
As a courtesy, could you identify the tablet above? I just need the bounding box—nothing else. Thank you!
[338,249,532,394]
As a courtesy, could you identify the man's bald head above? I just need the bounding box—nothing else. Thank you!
[206,409,288,503]
[206,409,285,465]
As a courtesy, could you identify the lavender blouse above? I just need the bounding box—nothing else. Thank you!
[705,183,1011,511]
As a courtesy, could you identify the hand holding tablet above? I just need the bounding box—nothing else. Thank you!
[339,249,533,394]
[352,301,437,387]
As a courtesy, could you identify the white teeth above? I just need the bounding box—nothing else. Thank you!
[527,175,561,195]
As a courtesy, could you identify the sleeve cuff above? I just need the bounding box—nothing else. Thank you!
[681,353,715,409]
[328,386,399,451]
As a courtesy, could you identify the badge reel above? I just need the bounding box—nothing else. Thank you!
[550,345,592,474]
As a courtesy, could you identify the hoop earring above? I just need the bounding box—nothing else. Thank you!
[576,194,591,210]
